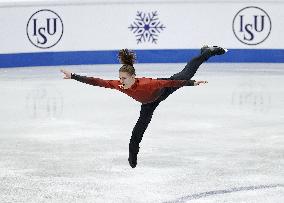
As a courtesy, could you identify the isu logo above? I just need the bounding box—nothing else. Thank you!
[232,6,272,45]
[26,9,64,49]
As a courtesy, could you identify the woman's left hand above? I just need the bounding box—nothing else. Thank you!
[194,80,208,86]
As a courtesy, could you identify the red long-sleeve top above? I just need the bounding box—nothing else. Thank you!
[71,74,195,104]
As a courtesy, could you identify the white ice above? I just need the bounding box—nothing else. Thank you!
[0,63,283,203]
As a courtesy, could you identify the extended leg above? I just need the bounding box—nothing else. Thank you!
[156,46,227,101]
[160,45,227,81]
[128,102,159,168]
[156,53,208,102]
[169,54,207,80]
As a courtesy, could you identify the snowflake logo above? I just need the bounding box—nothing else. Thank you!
[128,11,166,44]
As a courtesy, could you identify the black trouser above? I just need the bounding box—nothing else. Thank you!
[129,53,208,155]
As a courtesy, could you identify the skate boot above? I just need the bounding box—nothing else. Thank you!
[201,45,228,58]
[128,151,137,168]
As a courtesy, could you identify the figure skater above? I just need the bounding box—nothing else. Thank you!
[60,45,227,168]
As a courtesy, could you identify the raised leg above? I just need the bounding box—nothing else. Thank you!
[156,53,207,101]
[156,46,227,101]
[169,54,207,80]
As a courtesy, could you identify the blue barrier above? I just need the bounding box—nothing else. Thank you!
[0,49,283,68]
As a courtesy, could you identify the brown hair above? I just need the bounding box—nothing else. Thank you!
[118,49,136,75]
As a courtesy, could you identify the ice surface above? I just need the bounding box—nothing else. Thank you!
[0,63,283,203]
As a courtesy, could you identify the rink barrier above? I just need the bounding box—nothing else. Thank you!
[0,49,284,68]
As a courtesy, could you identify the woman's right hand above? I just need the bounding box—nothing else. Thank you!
[60,69,72,79]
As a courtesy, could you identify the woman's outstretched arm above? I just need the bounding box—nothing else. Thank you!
[60,69,118,89]
[153,79,208,88]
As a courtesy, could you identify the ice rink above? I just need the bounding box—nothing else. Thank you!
[0,63,283,202]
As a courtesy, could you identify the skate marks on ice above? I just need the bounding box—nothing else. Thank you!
[164,184,284,203]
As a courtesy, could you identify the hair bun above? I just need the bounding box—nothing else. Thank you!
[118,49,136,66]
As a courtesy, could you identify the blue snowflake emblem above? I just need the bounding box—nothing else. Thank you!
[128,11,166,44]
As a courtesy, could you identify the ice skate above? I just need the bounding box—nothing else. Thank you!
[128,151,137,168]
[201,45,228,56]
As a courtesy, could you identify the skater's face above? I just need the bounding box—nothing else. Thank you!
[119,71,136,89]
